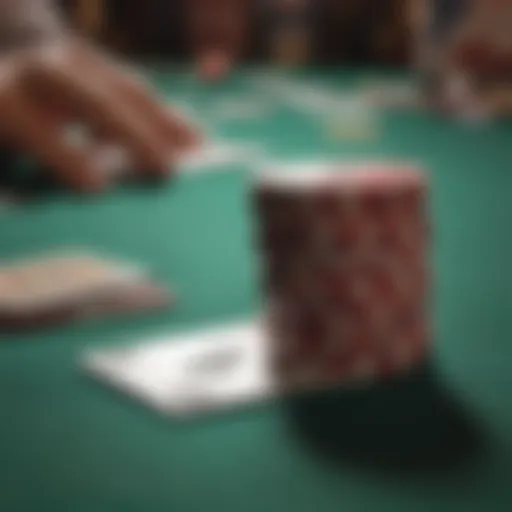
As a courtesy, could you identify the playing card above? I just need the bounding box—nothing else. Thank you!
[359,80,422,110]
[82,318,276,419]
[321,97,380,141]
[210,98,272,121]
[0,249,171,329]
[179,141,262,173]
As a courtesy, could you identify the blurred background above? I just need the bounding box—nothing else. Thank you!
[58,0,415,66]
[1,3,512,512]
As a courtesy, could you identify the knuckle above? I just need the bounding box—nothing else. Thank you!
[128,75,153,96]
[24,44,69,80]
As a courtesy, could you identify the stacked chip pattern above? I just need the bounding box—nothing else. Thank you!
[253,164,430,390]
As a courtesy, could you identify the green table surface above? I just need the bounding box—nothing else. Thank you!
[0,68,511,512]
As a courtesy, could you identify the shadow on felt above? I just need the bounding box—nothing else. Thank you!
[284,359,485,474]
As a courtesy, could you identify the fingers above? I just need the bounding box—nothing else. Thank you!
[24,55,171,176]
[93,53,202,152]
[83,46,202,152]
[2,42,205,188]
[0,87,107,192]
[117,76,202,152]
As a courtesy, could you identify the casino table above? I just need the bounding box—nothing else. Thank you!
[0,67,511,512]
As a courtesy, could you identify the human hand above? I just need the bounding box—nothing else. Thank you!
[0,39,200,192]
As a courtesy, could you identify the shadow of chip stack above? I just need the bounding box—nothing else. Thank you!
[252,163,483,471]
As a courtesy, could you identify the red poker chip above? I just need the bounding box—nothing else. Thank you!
[321,324,378,382]
[330,215,364,250]
[323,352,361,382]
[312,192,345,220]
[400,187,427,217]
[387,320,429,375]
[360,190,392,218]
[367,264,401,302]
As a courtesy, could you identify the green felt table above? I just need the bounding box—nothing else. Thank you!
[0,67,511,512]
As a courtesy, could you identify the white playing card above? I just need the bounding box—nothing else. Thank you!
[82,318,277,419]
[179,141,262,172]
[210,98,272,121]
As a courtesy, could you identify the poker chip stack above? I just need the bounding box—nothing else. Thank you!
[253,163,430,391]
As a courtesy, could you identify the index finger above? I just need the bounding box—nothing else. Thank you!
[107,69,203,151]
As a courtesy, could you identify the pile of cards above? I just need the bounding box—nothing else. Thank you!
[0,250,171,329]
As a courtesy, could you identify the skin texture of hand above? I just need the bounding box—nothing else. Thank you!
[0,39,200,192]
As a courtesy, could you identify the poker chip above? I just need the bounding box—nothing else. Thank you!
[253,161,430,391]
